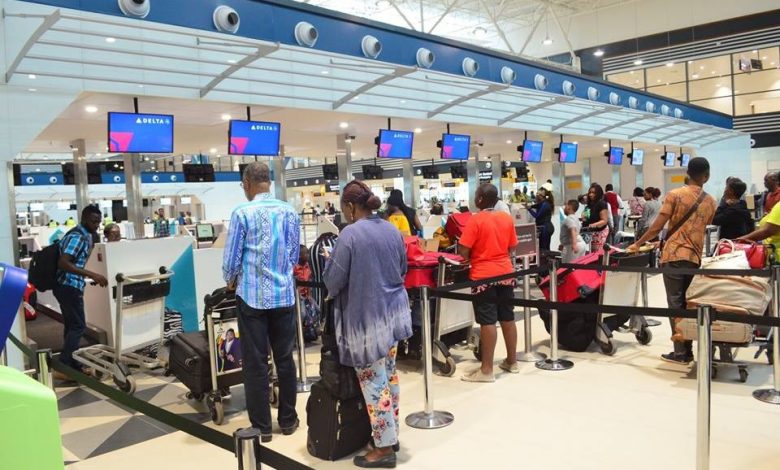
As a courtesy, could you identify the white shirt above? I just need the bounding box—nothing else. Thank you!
[493,200,511,214]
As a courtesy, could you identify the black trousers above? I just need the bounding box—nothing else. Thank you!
[661,260,697,356]
[53,285,86,370]
[236,297,298,433]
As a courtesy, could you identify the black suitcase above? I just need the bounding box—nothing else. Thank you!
[306,381,371,460]
[168,331,212,397]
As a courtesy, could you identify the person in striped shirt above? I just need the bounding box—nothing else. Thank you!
[222,162,301,443]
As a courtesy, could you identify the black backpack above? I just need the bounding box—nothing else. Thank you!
[28,241,61,292]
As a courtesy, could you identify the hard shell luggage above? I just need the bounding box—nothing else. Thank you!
[445,212,471,240]
[168,331,212,397]
[306,381,372,461]
[538,251,604,303]
[405,252,465,289]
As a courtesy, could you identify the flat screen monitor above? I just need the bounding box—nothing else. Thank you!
[630,149,644,166]
[608,147,624,165]
[440,133,470,160]
[664,151,677,167]
[422,166,439,179]
[680,153,691,167]
[450,165,468,181]
[196,223,215,241]
[108,112,174,153]
[228,120,281,156]
[322,164,339,180]
[377,129,414,159]
[521,140,543,163]
[362,165,384,180]
[558,142,578,163]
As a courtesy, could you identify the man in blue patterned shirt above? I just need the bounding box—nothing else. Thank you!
[54,205,108,378]
[222,162,301,442]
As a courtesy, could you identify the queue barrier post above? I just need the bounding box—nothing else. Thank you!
[518,256,546,363]
[405,286,454,429]
[753,264,780,405]
[294,292,317,393]
[234,427,261,470]
[36,348,53,390]
[536,256,574,371]
[696,305,712,470]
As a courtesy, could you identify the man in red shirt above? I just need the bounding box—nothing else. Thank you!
[458,184,519,382]
[763,171,780,215]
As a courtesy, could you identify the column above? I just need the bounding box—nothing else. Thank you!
[274,145,287,201]
[70,139,89,214]
[336,133,353,193]
[552,161,564,203]
[124,153,144,237]
[582,158,591,191]
[636,166,644,189]
[489,153,502,189]
[467,145,480,212]
[611,165,621,194]
[402,159,415,209]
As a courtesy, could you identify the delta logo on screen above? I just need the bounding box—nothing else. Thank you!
[441,134,470,160]
[107,112,174,153]
[377,130,414,159]
[229,121,281,156]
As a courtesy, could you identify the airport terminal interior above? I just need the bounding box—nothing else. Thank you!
[1,0,780,469]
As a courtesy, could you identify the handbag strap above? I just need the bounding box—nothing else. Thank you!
[665,190,708,242]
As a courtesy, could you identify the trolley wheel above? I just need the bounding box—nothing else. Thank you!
[186,391,204,401]
[738,368,749,383]
[207,397,224,425]
[768,349,775,365]
[711,366,718,380]
[91,368,108,381]
[270,384,280,409]
[600,341,617,356]
[635,328,653,346]
[438,356,456,377]
[473,344,482,361]
[114,375,136,394]
[163,369,172,377]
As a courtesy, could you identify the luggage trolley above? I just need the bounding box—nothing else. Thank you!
[74,267,174,394]
[432,257,476,376]
[594,246,654,355]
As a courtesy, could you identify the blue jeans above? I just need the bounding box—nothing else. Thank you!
[53,285,86,371]
[236,297,298,433]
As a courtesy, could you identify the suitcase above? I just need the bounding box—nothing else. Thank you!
[676,318,753,344]
[538,292,599,352]
[306,381,372,461]
[538,251,604,303]
[169,331,212,397]
[445,212,471,239]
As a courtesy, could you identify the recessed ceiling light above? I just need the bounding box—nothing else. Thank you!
[629,71,635,75]
[472,26,487,37]
[85,105,98,113]
[400,99,406,103]
[138,84,144,88]
[375,0,390,7]
[28,74,36,79]
[573,141,578,145]
[27,88,36,92]
[666,62,674,67]
[656,79,661,83]
[688,60,693,64]
[227,59,237,64]
[710,70,716,74]
[602,143,608,148]
[320,70,330,75]
[542,37,553,46]
[221,113,232,121]
[593,49,605,57]
[339,122,349,129]
[35,168,40,172]
[692,73,699,79]
[210,148,217,153]
[699,65,705,70]
[633,59,643,66]
[506,140,512,144]
[414,128,422,134]
[654,148,660,152]
[752,50,758,53]
[105,37,116,43]
[96,153,101,157]
[762,56,768,60]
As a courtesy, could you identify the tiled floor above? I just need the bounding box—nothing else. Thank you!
[58,276,780,469]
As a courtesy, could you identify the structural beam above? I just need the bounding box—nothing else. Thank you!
[658,127,697,142]
[199,44,280,97]
[498,97,571,126]
[427,0,460,34]
[479,0,516,55]
[628,120,678,139]
[519,6,545,55]
[388,0,418,31]
[551,107,616,132]
[682,130,722,146]
[427,84,506,118]
[5,9,61,83]
[332,66,414,109]
[595,114,651,134]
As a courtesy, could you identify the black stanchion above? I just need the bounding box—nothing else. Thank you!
[234,428,262,470]
[536,256,573,371]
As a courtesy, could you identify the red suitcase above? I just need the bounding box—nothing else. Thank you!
[538,251,604,303]
[445,212,471,240]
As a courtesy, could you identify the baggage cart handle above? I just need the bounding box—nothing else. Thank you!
[116,267,174,285]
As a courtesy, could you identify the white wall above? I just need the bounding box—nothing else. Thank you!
[699,135,753,199]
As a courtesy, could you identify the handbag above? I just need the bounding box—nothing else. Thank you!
[715,239,768,269]
[318,299,362,400]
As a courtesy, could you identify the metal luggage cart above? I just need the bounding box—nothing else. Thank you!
[431,257,476,376]
[200,289,279,425]
[594,247,654,355]
[74,267,174,394]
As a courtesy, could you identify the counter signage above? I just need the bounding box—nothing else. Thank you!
[229,120,281,156]
[440,133,471,160]
[514,223,537,258]
[377,129,414,159]
[108,112,174,153]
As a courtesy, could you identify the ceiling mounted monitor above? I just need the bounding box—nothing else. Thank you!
[322,164,339,180]
[376,129,414,159]
[680,153,691,167]
[229,120,281,156]
[663,151,677,167]
[108,112,173,153]
[362,165,384,180]
[608,147,624,165]
[558,142,578,163]
[440,133,470,160]
[521,139,543,163]
[630,149,644,166]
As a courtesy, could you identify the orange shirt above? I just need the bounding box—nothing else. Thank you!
[659,185,717,265]
[459,209,518,280]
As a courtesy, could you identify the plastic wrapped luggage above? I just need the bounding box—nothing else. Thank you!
[306,381,372,461]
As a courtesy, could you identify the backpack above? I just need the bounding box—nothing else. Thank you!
[27,241,62,292]
[301,296,321,343]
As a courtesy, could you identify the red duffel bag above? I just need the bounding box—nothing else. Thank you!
[715,239,767,269]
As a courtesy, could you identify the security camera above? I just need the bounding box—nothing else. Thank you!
[661,104,671,116]
[534,74,548,91]
[476,140,484,147]
[674,108,683,119]
[361,35,382,59]
[750,138,756,147]
[416,48,435,68]
[562,80,575,96]
[49,176,58,184]
[118,0,150,19]
[645,101,656,113]
[213,6,240,34]
[628,96,638,109]
[152,174,160,182]
[113,175,121,183]
[26,176,34,184]
[462,57,479,77]
[587,87,600,101]
[609,92,620,106]
[295,21,318,48]
[500,66,515,85]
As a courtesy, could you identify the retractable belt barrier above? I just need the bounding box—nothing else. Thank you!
[5,333,315,470]
[558,263,771,278]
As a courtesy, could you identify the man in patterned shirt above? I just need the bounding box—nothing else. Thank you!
[54,205,108,379]
[222,162,301,443]
[629,157,717,365]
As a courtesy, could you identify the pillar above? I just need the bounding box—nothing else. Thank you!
[70,139,89,214]
[552,161,564,204]
[489,153,502,189]
[402,159,415,209]
[274,145,286,201]
[611,165,621,194]
[336,133,353,193]
[467,145,480,212]
[124,153,143,237]
[582,159,591,191]
[636,166,644,189]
